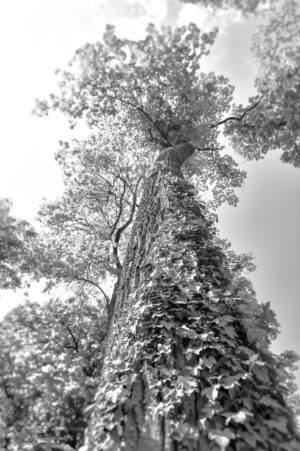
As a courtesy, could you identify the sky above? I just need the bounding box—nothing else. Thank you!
[0,0,299,387]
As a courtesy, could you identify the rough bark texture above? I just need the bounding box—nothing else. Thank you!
[85,143,298,451]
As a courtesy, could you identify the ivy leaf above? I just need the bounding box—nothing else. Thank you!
[280,441,300,451]
[208,429,235,450]
[224,410,253,425]
[201,384,220,401]
[185,345,203,361]
[177,375,198,394]
[241,397,253,410]
[265,417,288,434]
[165,268,178,278]
[157,343,171,355]
[177,325,198,339]
[200,356,217,369]
[220,376,240,390]
[186,346,202,355]
[240,431,257,447]
[260,395,284,410]
[106,385,125,404]
[224,325,236,339]
[200,331,214,340]
[245,353,265,369]
[161,320,174,331]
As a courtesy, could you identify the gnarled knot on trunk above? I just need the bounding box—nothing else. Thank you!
[154,142,196,174]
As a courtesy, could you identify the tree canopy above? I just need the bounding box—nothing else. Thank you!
[225,0,300,167]
[36,23,247,208]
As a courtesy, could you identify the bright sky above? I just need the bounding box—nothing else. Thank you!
[0,0,299,387]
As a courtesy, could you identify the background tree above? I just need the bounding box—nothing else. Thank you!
[0,199,36,289]
[30,123,152,315]
[224,0,300,167]
[0,296,106,451]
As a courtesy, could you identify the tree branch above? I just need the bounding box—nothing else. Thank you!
[59,320,79,352]
[74,275,110,307]
[1,378,13,401]
[110,177,127,237]
[101,90,172,146]
[112,177,142,272]
[211,98,262,128]
[196,146,221,152]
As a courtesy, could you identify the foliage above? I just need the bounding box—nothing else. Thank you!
[180,0,274,14]
[224,0,300,167]
[36,23,220,147]
[35,23,246,208]
[218,240,280,351]
[0,199,37,289]
[30,120,151,305]
[276,350,300,419]
[0,297,106,451]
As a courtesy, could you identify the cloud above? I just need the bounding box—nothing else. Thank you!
[177,3,242,33]
[129,0,168,22]
[65,0,108,6]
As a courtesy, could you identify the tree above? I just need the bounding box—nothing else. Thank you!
[224,0,300,167]
[30,126,152,316]
[0,296,106,450]
[83,144,297,450]
[34,18,299,451]
[0,199,37,289]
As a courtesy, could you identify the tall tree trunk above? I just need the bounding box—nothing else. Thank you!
[86,144,298,451]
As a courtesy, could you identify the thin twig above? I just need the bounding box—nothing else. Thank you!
[59,320,79,352]
[74,276,110,307]
[112,176,141,271]
[110,178,127,237]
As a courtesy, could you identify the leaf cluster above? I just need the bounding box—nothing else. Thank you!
[224,0,300,167]
[36,23,225,149]
[0,199,37,289]
[180,0,275,15]
[0,297,106,451]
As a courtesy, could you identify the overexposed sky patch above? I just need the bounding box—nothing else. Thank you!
[219,151,300,350]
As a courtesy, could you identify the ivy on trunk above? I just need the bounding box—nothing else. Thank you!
[85,143,297,451]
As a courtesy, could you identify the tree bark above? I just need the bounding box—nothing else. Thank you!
[85,143,298,450]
